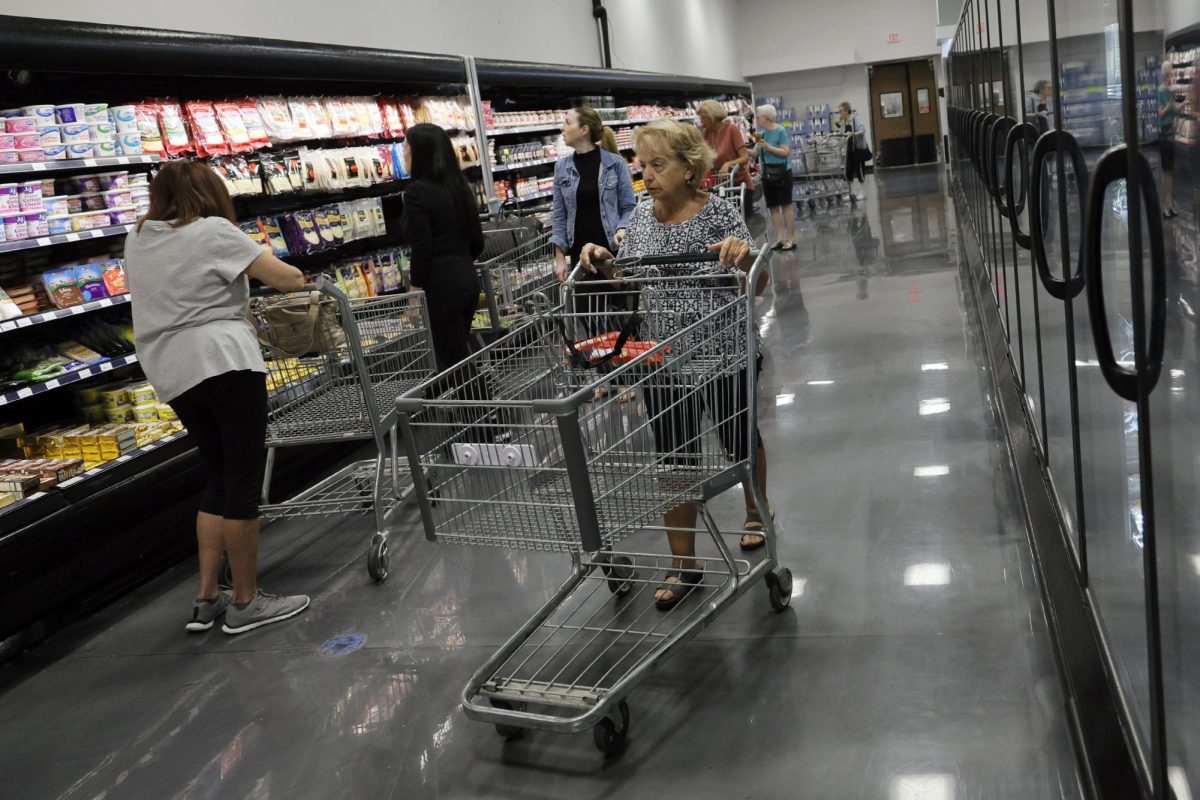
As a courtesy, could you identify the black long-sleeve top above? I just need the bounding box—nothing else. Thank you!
[403,180,484,289]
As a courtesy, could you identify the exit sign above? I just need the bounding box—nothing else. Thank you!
[887,32,902,43]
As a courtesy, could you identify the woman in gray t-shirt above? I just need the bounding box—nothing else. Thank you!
[124,160,310,636]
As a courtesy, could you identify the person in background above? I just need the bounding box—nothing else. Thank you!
[837,101,868,202]
[402,123,486,370]
[579,119,775,609]
[698,99,754,214]
[1028,80,1052,133]
[551,106,638,400]
[124,160,309,636]
[1158,63,1180,219]
[552,106,637,282]
[752,103,795,250]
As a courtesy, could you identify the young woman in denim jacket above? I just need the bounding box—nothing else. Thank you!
[551,106,637,282]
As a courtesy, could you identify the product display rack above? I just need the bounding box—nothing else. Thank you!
[0,14,754,654]
[472,58,750,213]
[0,14,475,648]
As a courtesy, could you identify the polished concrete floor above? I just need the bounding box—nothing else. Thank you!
[0,166,1086,799]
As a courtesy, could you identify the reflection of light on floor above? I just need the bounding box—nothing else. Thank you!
[1075,359,1101,367]
[776,393,795,406]
[890,772,955,800]
[904,562,951,586]
[791,577,808,598]
[1172,369,1186,379]
[807,380,834,385]
[919,398,951,416]
[921,362,949,371]
[913,465,950,477]
[1190,554,1200,576]
[1171,766,1195,800]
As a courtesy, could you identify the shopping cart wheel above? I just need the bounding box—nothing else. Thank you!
[489,699,526,741]
[766,567,793,611]
[367,534,389,582]
[603,556,637,596]
[593,700,630,757]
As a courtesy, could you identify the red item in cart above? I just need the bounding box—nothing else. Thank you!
[135,104,165,154]
[155,98,193,156]
[236,98,271,149]
[184,101,229,157]
[213,101,253,152]
[569,331,666,367]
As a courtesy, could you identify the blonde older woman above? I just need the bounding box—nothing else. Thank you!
[697,99,752,209]
[751,104,794,249]
[580,119,774,610]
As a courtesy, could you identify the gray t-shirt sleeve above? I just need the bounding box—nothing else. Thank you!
[205,217,265,283]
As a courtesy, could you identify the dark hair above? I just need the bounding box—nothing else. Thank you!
[405,123,477,229]
[138,160,236,232]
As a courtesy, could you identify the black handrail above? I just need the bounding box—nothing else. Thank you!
[1082,144,1166,402]
[1005,122,1038,249]
[1029,129,1088,300]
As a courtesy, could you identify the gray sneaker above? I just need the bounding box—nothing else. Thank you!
[186,591,232,632]
[222,590,310,635]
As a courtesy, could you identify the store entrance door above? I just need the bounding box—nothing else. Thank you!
[869,58,943,167]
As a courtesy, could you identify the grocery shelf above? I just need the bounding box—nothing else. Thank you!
[0,353,139,409]
[506,188,554,204]
[486,115,698,138]
[491,156,560,172]
[0,153,161,176]
[0,224,134,255]
[57,430,189,490]
[0,293,131,334]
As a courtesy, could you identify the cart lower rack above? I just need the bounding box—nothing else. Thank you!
[250,280,437,580]
[395,249,792,755]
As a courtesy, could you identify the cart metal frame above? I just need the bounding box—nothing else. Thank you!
[395,248,792,755]
[251,278,437,580]
[475,229,559,335]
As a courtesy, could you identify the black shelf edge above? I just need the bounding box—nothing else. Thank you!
[0,294,132,335]
[0,224,133,256]
[0,154,161,176]
[0,354,139,409]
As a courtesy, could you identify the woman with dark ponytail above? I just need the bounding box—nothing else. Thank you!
[402,123,485,372]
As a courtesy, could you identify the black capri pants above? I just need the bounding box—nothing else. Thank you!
[169,370,268,520]
[643,356,764,466]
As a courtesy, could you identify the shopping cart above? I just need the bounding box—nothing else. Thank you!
[395,248,792,755]
[249,278,437,581]
[474,230,560,335]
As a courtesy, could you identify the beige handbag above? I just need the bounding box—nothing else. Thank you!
[251,290,347,357]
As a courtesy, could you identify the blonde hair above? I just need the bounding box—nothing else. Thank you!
[696,99,727,122]
[633,119,715,186]
[756,103,777,122]
[574,105,619,153]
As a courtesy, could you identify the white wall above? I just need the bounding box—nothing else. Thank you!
[738,0,941,77]
[0,1,600,66]
[606,0,743,82]
[0,1,745,82]
[751,65,874,146]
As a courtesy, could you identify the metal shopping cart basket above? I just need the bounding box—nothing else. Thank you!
[395,248,792,755]
[475,230,560,335]
[250,278,437,581]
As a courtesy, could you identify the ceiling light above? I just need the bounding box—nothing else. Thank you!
[890,773,955,800]
[914,465,950,477]
[904,562,951,586]
[919,398,951,415]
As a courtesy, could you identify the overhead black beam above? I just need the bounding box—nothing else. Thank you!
[0,15,467,84]
[474,57,749,96]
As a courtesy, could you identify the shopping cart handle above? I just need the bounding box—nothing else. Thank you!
[249,282,321,297]
[604,250,761,269]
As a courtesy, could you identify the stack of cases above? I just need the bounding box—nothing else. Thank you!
[0,102,143,166]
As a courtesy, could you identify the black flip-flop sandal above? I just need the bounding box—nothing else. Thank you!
[654,568,704,610]
[740,508,775,551]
